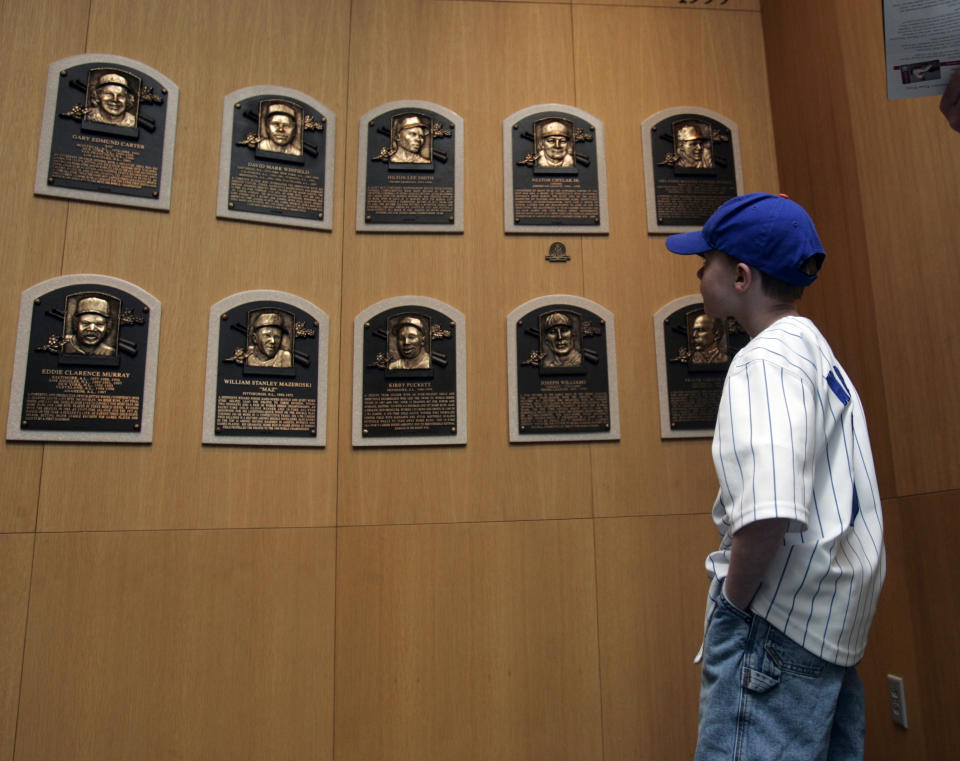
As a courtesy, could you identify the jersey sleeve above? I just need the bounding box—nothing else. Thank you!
[712,359,816,535]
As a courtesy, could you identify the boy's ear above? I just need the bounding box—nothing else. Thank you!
[733,262,753,293]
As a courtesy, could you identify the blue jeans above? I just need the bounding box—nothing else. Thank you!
[695,589,865,761]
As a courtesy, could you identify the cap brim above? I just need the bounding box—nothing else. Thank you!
[665,230,711,255]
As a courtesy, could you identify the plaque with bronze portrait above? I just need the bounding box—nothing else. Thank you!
[503,105,609,234]
[642,107,743,233]
[217,87,336,231]
[352,297,466,446]
[203,291,329,447]
[356,101,464,232]
[654,295,749,439]
[6,275,161,443]
[34,55,179,210]
[507,296,620,443]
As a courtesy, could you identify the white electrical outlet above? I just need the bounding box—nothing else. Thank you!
[887,674,908,729]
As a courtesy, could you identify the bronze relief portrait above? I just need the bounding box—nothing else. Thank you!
[83,68,141,133]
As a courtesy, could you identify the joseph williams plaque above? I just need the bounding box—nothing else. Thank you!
[203,291,329,447]
[6,275,161,443]
[356,101,463,233]
[217,87,335,231]
[507,295,619,443]
[353,297,466,446]
[503,105,609,234]
[35,55,178,210]
[642,107,742,233]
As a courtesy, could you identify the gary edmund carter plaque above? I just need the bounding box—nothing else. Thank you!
[35,54,178,210]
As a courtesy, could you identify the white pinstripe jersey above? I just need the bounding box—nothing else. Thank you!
[704,316,885,667]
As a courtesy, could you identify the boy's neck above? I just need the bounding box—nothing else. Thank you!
[737,300,799,338]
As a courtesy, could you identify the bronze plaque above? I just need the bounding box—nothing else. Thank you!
[356,101,463,232]
[352,297,466,446]
[642,107,742,233]
[6,276,161,443]
[654,295,749,438]
[35,55,178,210]
[508,296,620,443]
[217,87,335,230]
[503,105,609,234]
[203,291,329,447]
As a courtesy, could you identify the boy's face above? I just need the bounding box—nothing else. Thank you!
[696,250,739,320]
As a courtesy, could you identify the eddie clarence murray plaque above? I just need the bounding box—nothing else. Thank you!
[356,101,463,233]
[503,105,609,234]
[507,295,620,443]
[654,295,749,438]
[35,55,179,210]
[217,87,335,230]
[6,275,161,443]
[353,297,466,447]
[203,291,329,447]
[642,107,742,233]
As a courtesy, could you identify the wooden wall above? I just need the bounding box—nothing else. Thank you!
[6,0,947,759]
[762,0,960,757]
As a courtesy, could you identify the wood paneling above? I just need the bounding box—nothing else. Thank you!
[16,529,336,761]
[894,490,960,756]
[0,0,90,530]
[334,520,603,761]
[760,0,896,499]
[573,4,775,517]
[0,535,33,760]
[595,515,719,761]
[834,0,960,495]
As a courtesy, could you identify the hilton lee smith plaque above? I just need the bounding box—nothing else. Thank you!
[508,296,620,443]
[357,101,463,233]
[503,105,609,235]
[654,295,749,439]
[353,297,466,447]
[204,292,328,447]
[642,107,742,234]
[217,87,335,231]
[35,55,178,210]
[7,275,160,443]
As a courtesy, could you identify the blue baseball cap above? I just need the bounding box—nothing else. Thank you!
[665,193,826,286]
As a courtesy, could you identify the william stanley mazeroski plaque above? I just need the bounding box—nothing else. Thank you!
[203,291,329,447]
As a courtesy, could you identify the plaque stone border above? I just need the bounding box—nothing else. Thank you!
[641,106,743,234]
[34,54,179,211]
[217,86,336,231]
[355,100,464,233]
[6,274,161,443]
[502,104,609,235]
[507,294,620,443]
[654,293,713,439]
[352,296,467,447]
[202,290,329,447]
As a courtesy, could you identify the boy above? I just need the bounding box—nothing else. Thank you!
[665,193,885,760]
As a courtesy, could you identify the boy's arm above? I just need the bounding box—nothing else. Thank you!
[724,518,789,611]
